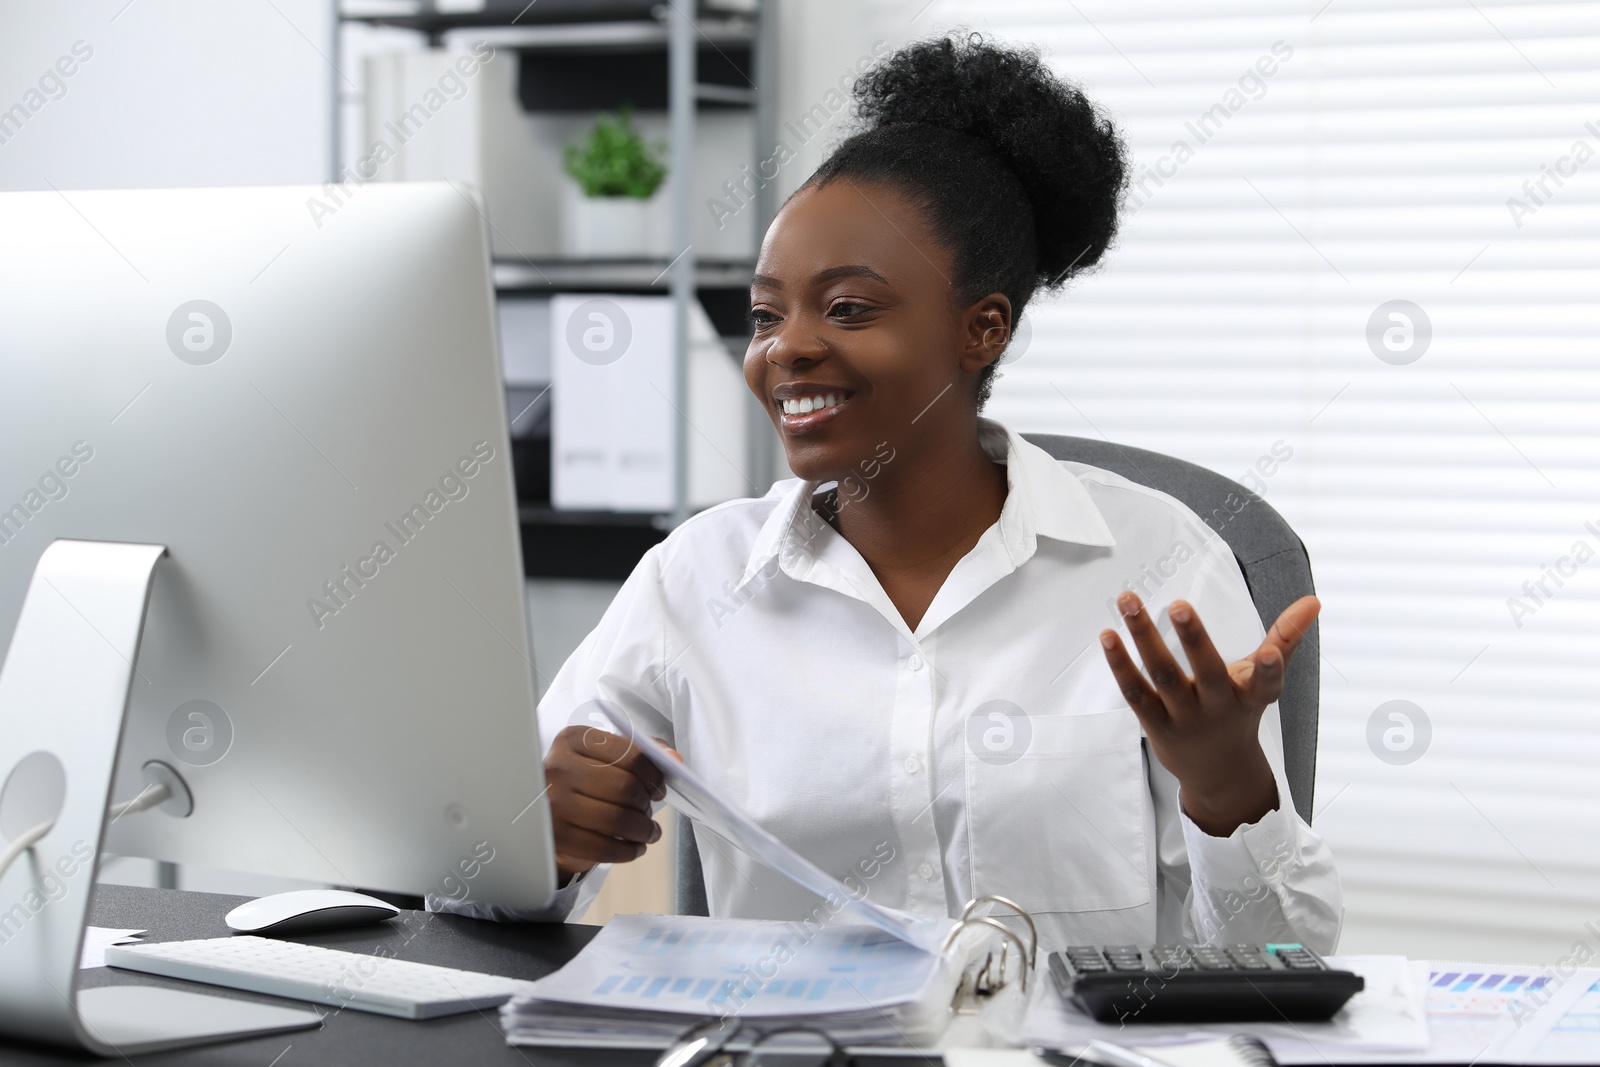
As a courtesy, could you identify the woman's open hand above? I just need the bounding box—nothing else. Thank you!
[1099,592,1320,836]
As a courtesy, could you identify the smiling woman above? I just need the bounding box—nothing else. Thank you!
[434,34,1343,957]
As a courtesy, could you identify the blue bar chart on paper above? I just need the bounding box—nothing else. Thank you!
[1424,964,1600,1065]
[502,914,958,1048]
[575,916,938,1014]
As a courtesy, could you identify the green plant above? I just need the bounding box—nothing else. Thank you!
[562,108,667,199]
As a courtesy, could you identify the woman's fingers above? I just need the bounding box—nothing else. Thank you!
[1099,628,1170,731]
[1264,596,1321,663]
[1116,592,1196,716]
[574,763,659,814]
[1234,646,1286,708]
[563,725,668,802]
[553,822,655,870]
[558,791,660,845]
[1168,600,1233,706]
[1232,597,1319,707]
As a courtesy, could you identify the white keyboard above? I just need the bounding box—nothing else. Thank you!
[106,936,536,1020]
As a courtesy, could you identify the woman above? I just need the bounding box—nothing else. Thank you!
[485,35,1340,953]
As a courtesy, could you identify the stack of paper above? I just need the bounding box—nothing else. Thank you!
[502,913,959,1048]
[1333,963,1600,1065]
[500,707,967,1049]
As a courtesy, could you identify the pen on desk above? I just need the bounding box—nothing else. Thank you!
[1032,1039,1185,1067]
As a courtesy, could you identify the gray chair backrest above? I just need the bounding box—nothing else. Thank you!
[1022,433,1320,823]
[675,433,1320,916]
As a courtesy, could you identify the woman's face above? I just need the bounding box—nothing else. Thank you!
[744,179,1007,483]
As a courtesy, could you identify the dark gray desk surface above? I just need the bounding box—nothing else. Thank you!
[1,883,652,1067]
[2,885,1458,1067]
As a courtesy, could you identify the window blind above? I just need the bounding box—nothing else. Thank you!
[916,0,1600,960]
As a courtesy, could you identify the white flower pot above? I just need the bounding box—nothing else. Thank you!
[566,195,653,258]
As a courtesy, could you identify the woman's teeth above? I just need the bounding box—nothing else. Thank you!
[780,393,843,416]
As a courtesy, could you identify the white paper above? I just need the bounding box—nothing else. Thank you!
[80,927,144,969]
[1520,973,1600,1064]
[600,704,950,953]
[1328,963,1600,1066]
[1127,1036,1271,1067]
[941,1051,1040,1067]
[514,913,942,1017]
[1021,954,1430,1060]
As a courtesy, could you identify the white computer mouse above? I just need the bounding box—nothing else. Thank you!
[225,889,401,935]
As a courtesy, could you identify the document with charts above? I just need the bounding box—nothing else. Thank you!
[501,713,1002,1049]
[502,913,961,1047]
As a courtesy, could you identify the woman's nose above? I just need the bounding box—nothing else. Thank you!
[761,319,828,370]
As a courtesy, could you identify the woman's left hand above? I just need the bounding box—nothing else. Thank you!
[1099,592,1321,837]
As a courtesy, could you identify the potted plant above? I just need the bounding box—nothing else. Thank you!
[562,108,667,258]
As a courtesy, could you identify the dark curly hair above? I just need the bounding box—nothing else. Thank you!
[804,33,1129,407]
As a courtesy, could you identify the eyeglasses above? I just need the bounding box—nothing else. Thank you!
[655,1017,855,1067]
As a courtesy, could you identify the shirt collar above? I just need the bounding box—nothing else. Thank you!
[737,419,1117,591]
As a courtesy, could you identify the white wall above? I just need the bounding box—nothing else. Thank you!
[767,0,929,206]
[1,0,332,894]
[0,0,332,192]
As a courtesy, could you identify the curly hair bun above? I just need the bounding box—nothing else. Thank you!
[850,33,1128,289]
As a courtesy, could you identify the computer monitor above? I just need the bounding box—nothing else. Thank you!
[0,182,556,913]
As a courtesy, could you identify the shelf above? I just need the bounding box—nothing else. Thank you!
[519,505,668,528]
[494,258,755,292]
[340,2,753,45]
[695,83,757,105]
[340,0,777,536]
[518,505,670,580]
[450,21,754,49]
[516,43,751,111]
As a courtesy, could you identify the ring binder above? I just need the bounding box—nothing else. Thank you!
[959,895,1039,969]
[944,895,1042,1012]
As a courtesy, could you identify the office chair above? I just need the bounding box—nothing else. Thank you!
[673,433,1321,916]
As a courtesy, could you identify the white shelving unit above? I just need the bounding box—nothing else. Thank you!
[336,0,780,576]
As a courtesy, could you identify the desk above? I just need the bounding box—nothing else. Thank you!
[9,886,1474,1067]
[9,883,618,1067]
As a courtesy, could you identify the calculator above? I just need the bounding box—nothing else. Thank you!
[1047,942,1365,1023]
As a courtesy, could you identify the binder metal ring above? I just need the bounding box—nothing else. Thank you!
[942,915,1031,1000]
[957,894,1039,969]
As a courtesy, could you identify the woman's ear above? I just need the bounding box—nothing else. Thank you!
[960,292,1013,375]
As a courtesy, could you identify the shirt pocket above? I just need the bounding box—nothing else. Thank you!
[965,709,1151,915]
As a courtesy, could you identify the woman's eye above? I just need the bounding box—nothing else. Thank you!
[829,301,871,318]
[748,308,779,328]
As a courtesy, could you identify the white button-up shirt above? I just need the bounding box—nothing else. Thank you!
[445,420,1343,953]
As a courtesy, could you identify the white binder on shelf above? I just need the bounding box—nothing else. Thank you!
[550,293,748,513]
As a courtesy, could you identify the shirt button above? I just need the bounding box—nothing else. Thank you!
[909,655,923,671]
[904,754,919,774]
[919,863,936,881]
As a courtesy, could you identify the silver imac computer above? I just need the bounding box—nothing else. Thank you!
[0,182,556,1053]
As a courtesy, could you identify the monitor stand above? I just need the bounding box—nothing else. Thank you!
[0,539,321,1056]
